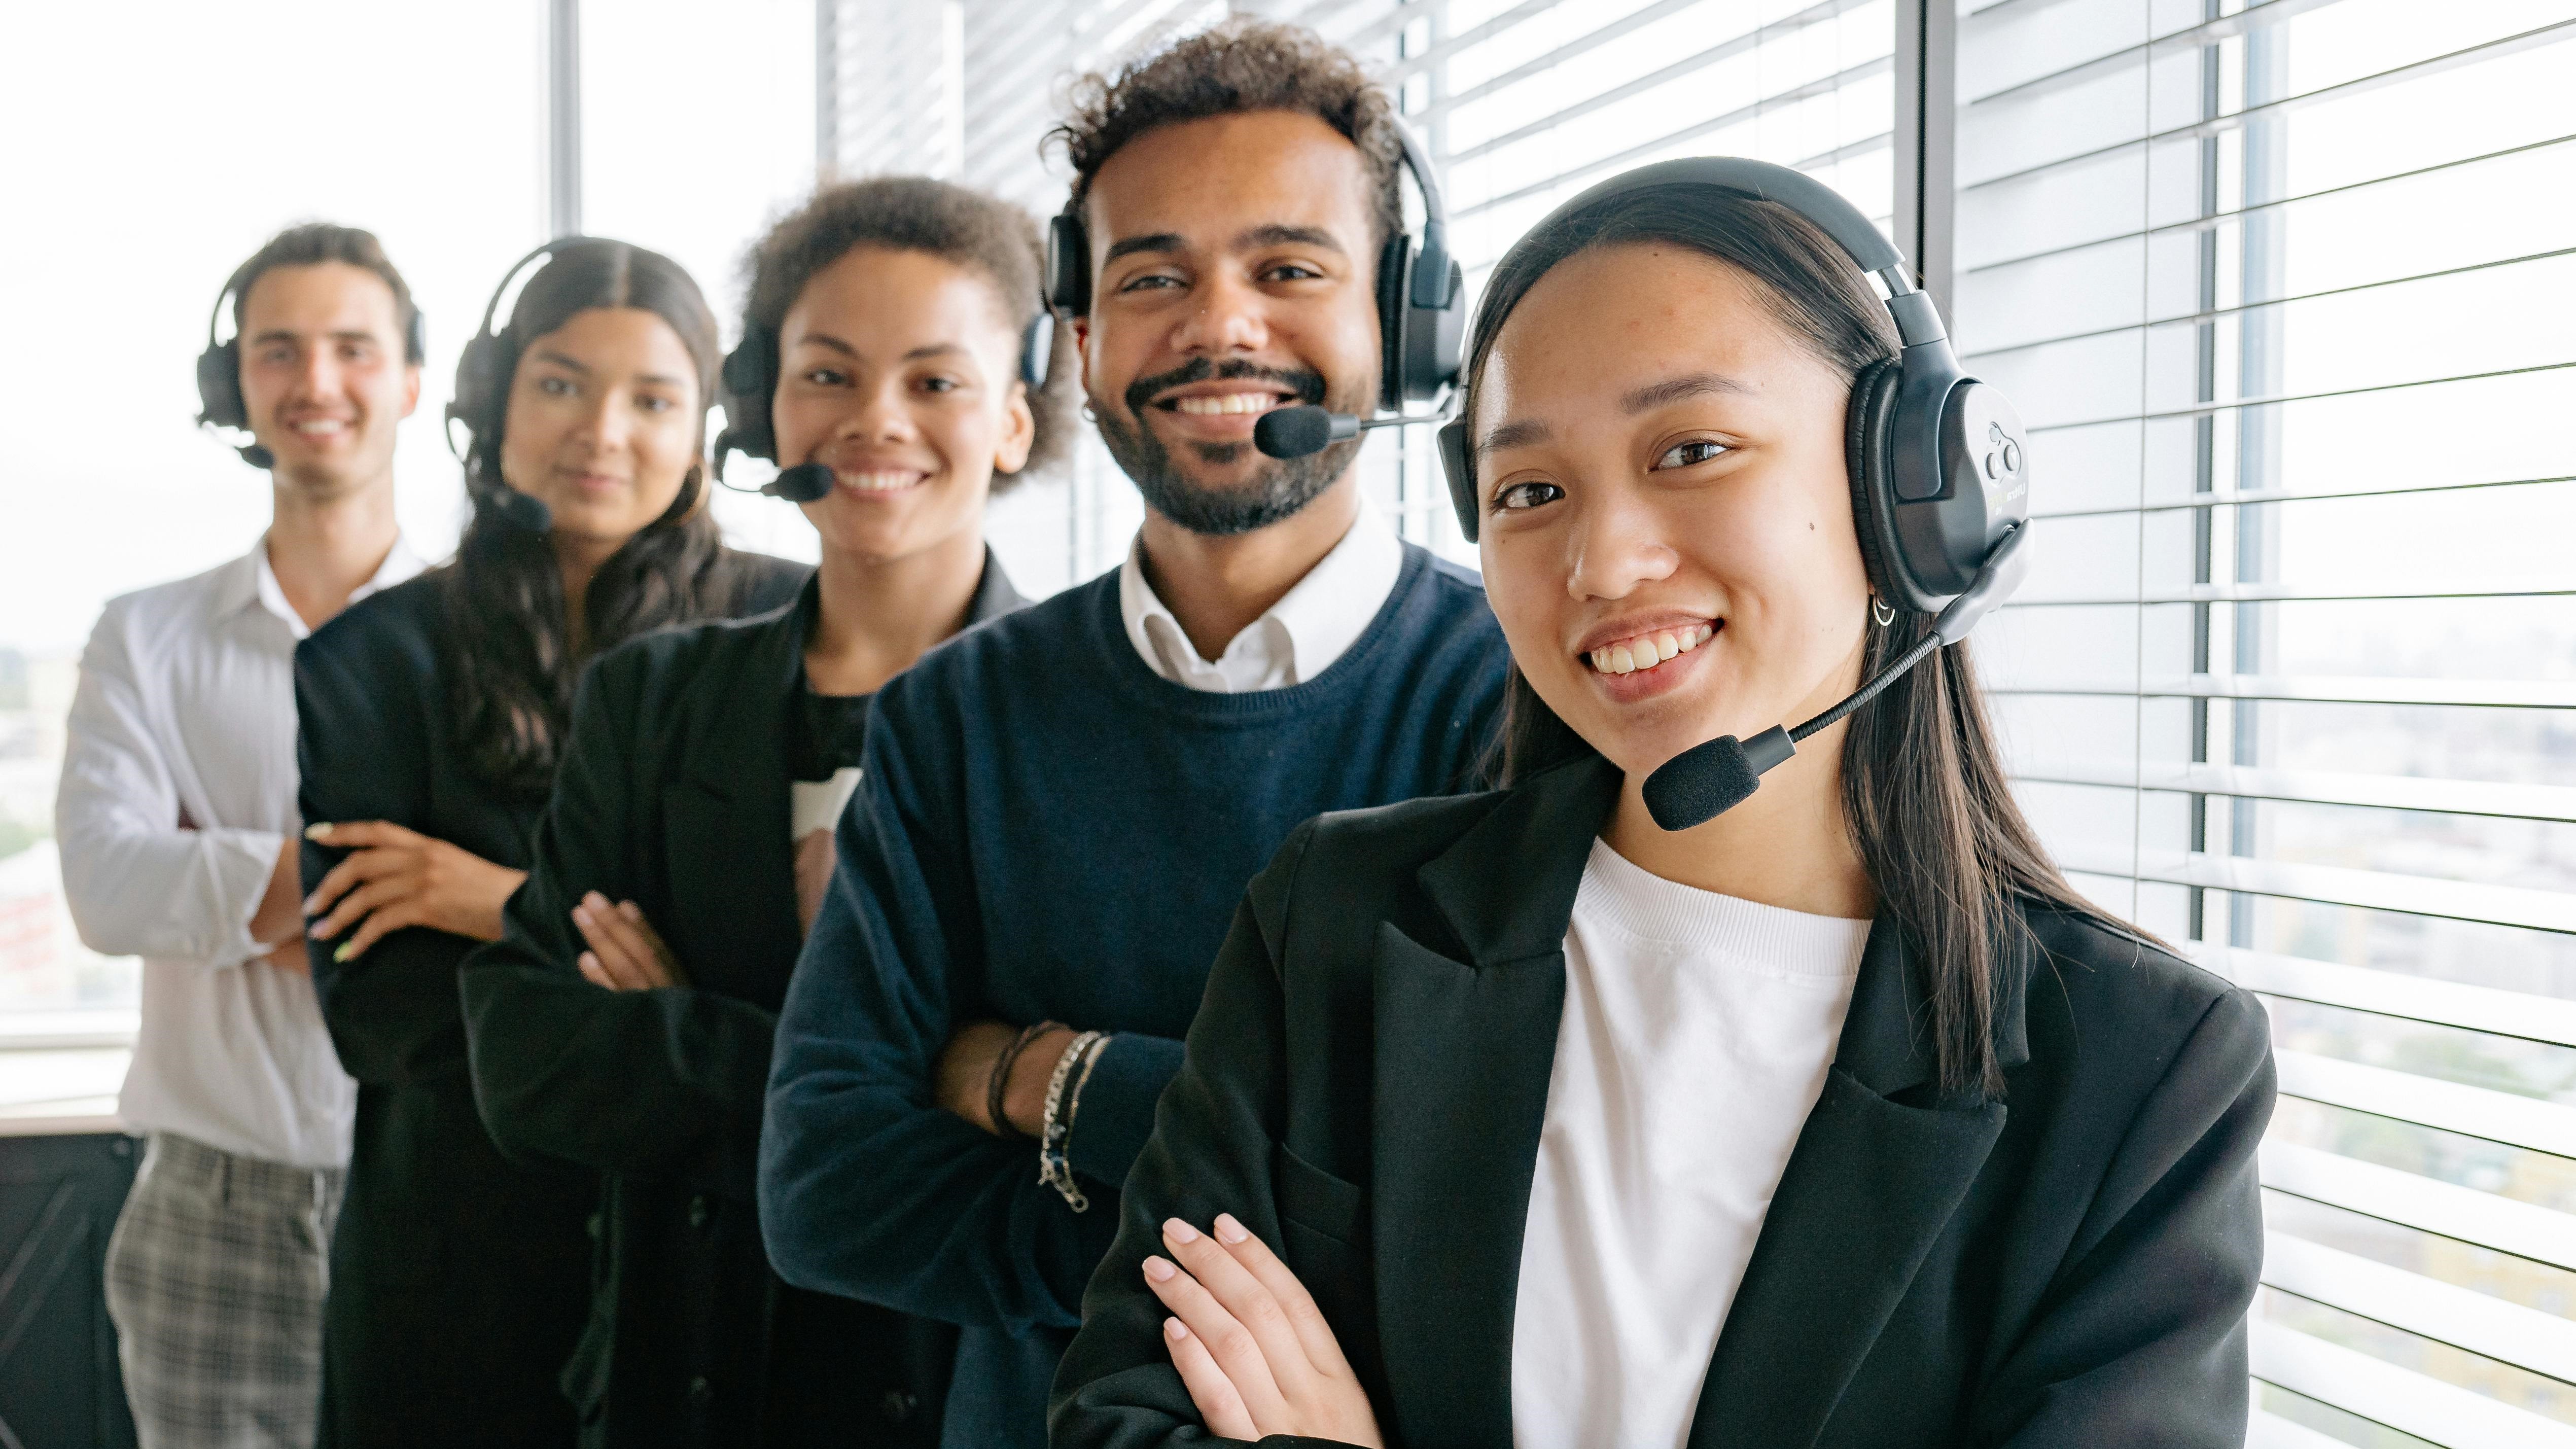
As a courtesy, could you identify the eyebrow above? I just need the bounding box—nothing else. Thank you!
[1621,371,1755,412]
[1234,223,1343,255]
[1102,232,1185,266]
[1477,418,1552,454]
[1100,224,1348,268]
[1478,372,1758,456]
[248,328,385,348]
[528,348,686,388]
[791,334,974,364]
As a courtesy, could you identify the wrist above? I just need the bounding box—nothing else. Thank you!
[1004,1027,1076,1136]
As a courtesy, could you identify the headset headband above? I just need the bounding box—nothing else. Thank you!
[1545,157,1948,349]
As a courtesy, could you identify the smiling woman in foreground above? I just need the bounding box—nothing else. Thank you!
[1047,163,2278,1449]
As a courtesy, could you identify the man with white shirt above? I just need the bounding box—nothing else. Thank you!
[55,223,425,1449]
[758,21,1508,1448]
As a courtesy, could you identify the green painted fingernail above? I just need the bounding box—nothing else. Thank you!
[333,943,352,962]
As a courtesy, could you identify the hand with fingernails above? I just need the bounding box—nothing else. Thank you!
[1142,1214,1383,1446]
[302,820,526,960]
[569,890,688,991]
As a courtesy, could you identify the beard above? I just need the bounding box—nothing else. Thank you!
[1093,357,1364,538]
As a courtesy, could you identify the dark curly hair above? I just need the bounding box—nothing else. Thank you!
[1048,17,1405,252]
[736,176,1074,485]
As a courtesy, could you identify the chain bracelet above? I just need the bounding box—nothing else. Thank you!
[1039,1030,1106,1211]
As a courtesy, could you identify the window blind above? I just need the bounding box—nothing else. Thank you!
[1955,0,2576,1441]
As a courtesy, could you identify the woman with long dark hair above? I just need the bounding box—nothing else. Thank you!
[1050,166,2276,1449]
[294,238,806,1447]
[452,177,1072,1448]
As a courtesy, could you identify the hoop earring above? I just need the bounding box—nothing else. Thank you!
[1871,595,1897,628]
[1079,402,1099,424]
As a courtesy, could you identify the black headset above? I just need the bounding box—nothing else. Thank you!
[441,237,618,532]
[1043,122,1466,415]
[196,261,428,470]
[714,307,1055,504]
[1434,157,2034,831]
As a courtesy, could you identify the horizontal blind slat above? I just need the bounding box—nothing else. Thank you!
[1963,19,2576,194]
[2015,759,2576,827]
[2261,1142,2576,1272]
[1967,0,2345,110]
[2247,1411,2351,1449]
[2249,1320,2576,1449]
[2261,1232,2576,1385]
[1968,131,2576,277]
[1453,57,1893,221]
[2107,852,2576,935]
[2215,943,2576,1046]
[2275,1049,2576,1156]
[2009,576,2576,605]
[2025,360,2576,434]
[1992,672,2576,710]
[1964,246,2576,361]
[2033,473,2576,519]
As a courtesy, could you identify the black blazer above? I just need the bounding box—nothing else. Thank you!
[455,558,1021,1448]
[296,553,806,1449]
[1051,754,2276,1449]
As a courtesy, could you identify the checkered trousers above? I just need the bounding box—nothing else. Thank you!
[104,1133,345,1449]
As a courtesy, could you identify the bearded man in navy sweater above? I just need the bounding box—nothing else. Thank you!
[758,19,1509,1449]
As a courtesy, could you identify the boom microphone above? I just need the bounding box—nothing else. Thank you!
[766,462,835,503]
[1252,404,1445,460]
[1641,524,2031,831]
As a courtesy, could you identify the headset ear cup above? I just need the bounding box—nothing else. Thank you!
[1846,357,1909,609]
[718,332,778,463]
[1376,233,1411,414]
[1438,418,1477,543]
[195,339,246,431]
[1046,213,1090,315]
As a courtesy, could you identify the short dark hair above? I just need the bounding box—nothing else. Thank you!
[739,176,1073,486]
[227,222,421,363]
[1048,17,1405,252]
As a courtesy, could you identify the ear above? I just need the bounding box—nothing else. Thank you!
[995,380,1036,476]
[1069,314,1093,402]
[400,362,423,420]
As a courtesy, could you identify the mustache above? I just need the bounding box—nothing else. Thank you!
[1122,357,1328,417]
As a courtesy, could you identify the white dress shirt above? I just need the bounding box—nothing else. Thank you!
[55,536,423,1169]
[1510,840,1868,1449]
[1117,498,1405,692]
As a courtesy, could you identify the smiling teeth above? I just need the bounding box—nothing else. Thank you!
[1171,393,1282,415]
[843,471,922,491]
[1590,623,1714,675]
[291,420,347,435]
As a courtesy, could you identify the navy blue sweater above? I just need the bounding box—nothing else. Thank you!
[760,543,1507,1448]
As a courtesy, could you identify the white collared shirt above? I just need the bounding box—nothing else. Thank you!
[55,535,424,1168]
[1117,498,1405,692]
[1511,840,1868,1449]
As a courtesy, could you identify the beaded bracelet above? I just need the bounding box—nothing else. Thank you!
[987,1020,1062,1141]
[1038,1031,1108,1211]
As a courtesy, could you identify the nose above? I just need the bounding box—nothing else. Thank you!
[1170,269,1269,358]
[1565,485,1680,603]
[844,377,920,444]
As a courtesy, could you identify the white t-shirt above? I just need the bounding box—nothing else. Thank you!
[1509,840,1868,1449]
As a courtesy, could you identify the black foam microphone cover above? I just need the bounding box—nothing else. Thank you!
[1253,405,1349,460]
[766,462,835,503]
[490,487,553,533]
[237,443,276,470]
[1641,725,1796,831]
